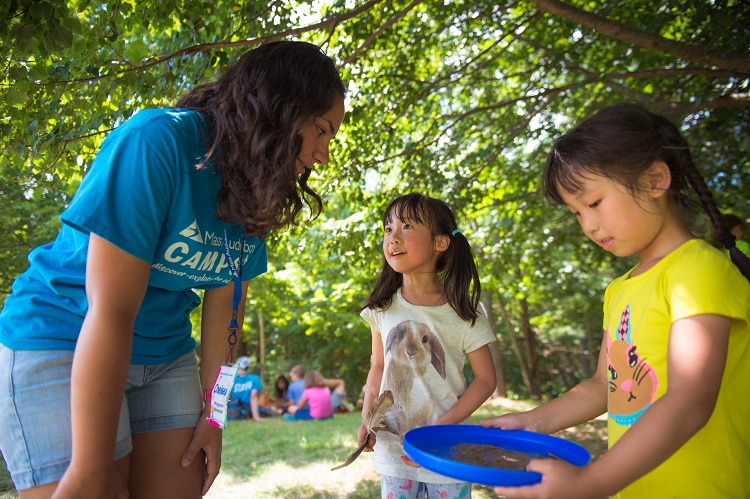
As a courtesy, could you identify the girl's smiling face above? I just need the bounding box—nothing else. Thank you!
[383,215,442,275]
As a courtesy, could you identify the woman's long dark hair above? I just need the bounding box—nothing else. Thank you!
[543,103,750,281]
[176,41,346,237]
[361,193,482,325]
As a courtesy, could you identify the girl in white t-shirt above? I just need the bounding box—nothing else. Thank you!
[358,193,497,499]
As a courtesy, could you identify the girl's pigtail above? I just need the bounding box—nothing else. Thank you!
[656,116,750,282]
[727,245,750,280]
[680,150,750,281]
[443,230,481,326]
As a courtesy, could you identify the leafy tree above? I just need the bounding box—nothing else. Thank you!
[2,0,748,398]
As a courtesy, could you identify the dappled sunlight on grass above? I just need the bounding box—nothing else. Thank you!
[207,432,380,498]
[219,414,368,478]
[208,412,383,497]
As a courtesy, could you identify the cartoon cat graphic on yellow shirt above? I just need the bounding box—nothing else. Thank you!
[607,305,658,426]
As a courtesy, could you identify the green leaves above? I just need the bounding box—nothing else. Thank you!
[6,0,79,55]
[6,87,29,105]
[3,0,748,397]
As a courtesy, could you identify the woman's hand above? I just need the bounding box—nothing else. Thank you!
[480,411,536,432]
[197,281,248,494]
[181,410,223,495]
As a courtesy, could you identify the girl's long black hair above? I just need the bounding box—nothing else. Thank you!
[177,40,346,238]
[543,103,750,281]
[362,193,482,325]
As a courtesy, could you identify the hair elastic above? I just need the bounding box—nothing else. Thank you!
[451,229,460,236]
[719,232,736,250]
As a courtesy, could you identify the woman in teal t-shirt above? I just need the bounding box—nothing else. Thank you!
[0,41,346,498]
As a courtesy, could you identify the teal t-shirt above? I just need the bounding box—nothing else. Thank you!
[229,373,263,408]
[0,109,267,364]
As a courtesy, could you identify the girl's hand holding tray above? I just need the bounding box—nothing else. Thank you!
[403,425,590,487]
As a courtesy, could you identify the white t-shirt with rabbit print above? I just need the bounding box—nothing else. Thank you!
[360,288,496,484]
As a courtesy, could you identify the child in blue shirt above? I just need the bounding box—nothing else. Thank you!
[228,357,264,421]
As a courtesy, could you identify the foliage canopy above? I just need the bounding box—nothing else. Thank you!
[2,0,748,397]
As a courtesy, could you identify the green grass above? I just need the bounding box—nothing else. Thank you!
[0,457,13,499]
[0,398,607,498]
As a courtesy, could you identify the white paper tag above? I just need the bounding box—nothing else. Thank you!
[206,364,239,429]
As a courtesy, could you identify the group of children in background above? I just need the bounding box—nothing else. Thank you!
[228,361,353,422]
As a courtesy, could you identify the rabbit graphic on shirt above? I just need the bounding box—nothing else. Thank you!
[382,320,447,437]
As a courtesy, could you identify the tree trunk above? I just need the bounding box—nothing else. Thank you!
[495,293,532,395]
[582,307,597,377]
[258,312,265,381]
[520,299,541,399]
[481,292,507,397]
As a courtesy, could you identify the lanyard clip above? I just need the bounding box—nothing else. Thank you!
[226,324,238,365]
[229,310,239,331]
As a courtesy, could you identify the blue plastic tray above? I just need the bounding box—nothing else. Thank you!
[403,425,590,486]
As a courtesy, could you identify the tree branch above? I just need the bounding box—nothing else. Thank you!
[601,79,750,115]
[358,80,589,171]
[142,0,386,68]
[515,28,750,115]
[342,0,425,66]
[608,67,739,80]
[529,0,750,75]
[40,0,386,85]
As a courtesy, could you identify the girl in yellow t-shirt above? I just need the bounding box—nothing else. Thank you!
[482,103,750,499]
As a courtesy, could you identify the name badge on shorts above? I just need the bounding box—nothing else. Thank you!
[206,364,239,429]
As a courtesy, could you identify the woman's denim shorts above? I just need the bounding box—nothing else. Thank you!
[0,345,203,490]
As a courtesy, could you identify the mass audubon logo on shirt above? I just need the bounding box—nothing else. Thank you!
[179,219,204,243]
[150,219,256,284]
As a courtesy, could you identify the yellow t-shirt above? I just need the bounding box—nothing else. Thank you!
[603,239,750,498]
